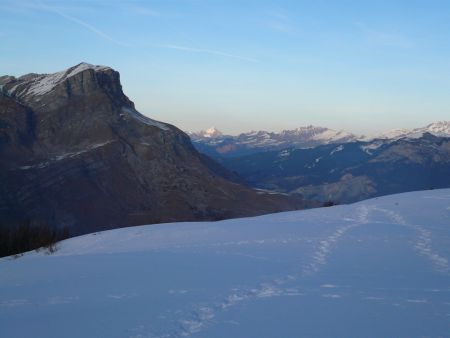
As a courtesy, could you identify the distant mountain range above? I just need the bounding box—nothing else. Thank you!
[188,122,450,158]
[0,63,308,238]
[220,133,450,203]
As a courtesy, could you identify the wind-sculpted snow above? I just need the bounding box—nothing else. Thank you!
[1,190,450,337]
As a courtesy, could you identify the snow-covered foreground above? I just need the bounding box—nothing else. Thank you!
[1,190,450,338]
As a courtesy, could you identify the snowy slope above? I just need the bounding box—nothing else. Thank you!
[1,189,450,337]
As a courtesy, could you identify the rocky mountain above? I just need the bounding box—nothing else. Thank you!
[0,63,310,236]
[220,134,450,203]
[189,126,359,158]
[189,122,450,159]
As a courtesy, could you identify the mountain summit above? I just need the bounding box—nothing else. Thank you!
[1,63,113,102]
[0,63,309,235]
[189,126,223,138]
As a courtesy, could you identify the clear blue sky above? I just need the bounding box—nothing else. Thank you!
[1,0,450,135]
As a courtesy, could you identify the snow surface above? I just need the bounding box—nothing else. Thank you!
[1,189,450,338]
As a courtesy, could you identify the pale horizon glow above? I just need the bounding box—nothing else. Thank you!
[1,0,450,135]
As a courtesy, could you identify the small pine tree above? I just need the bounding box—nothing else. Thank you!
[322,200,337,207]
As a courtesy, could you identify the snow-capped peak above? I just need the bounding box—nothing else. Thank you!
[3,62,111,98]
[192,127,223,138]
[204,127,222,137]
[422,121,450,136]
[368,121,450,140]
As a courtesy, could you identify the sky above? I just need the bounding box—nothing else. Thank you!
[1,0,450,135]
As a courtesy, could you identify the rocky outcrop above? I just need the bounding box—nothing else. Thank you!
[0,63,310,235]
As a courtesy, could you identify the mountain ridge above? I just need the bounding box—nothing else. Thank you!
[188,121,450,158]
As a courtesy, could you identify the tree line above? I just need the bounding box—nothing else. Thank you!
[0,220,70,258]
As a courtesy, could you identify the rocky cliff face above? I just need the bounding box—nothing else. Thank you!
[0,63,309,235]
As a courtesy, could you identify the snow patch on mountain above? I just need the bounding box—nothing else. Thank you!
[278,149,291,157]
[420,121,450,136]
[122,107,169,131]
[372,128,411,140]
[310,128,355,142]
[330,145,344,155]
[369,121,450,140]
[360,141,385,155]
